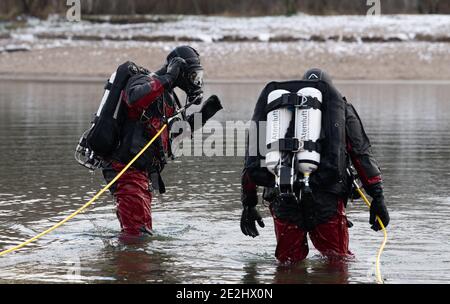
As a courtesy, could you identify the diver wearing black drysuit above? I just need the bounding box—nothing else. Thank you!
[240,69,390,263]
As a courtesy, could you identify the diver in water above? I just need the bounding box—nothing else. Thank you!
[99,46,222,237]
[240,69,390,263]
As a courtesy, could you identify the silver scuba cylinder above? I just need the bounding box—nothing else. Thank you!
[266,89,292,174]
[295,87,323,188]
[265,89,295,191]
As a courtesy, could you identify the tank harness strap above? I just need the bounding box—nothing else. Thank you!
[267,138,299,151]
[267,139,321,153]
[302,140,322,153]
[264,93,322,114]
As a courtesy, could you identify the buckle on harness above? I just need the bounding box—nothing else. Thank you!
[282,93,299,106]
[297,140,305,152]
[140,110,151,122]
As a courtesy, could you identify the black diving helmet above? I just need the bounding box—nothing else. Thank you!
[167,46,204,103]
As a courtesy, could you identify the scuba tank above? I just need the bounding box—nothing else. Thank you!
[295,87,323,190]
[75,61,144,170]
[266,89,292,174]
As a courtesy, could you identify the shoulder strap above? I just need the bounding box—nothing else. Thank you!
[265,93,322,114]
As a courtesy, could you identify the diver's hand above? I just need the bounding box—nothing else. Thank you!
[167,57,186,78]
[366,183,390,231]
[187,95,223,131]
[370,196,390,231]
[240,206,265,238]
[160,57,186,89]
[200,95,223,117]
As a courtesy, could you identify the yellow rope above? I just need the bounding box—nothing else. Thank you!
[355,187,388,284]
[0,124,167,257]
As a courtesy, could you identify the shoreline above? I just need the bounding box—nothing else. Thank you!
[1,42,450,82]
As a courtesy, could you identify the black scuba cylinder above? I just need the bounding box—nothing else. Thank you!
[85,62,137,156]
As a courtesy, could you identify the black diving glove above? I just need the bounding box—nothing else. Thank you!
[201,95,223,120]
[240,206,265,238]
[366,183,390,231]
[187,95,223,131]
[159,57,186,90]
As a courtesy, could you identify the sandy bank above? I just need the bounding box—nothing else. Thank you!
[0,40,449,81]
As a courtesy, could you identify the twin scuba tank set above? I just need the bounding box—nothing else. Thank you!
[265,87,323,228]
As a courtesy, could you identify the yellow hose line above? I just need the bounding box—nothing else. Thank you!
[356,187,388,284]
[0,124,167,257]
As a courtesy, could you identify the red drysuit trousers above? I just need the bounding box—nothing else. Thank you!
[272,200,353,264]
[112,162,153,236]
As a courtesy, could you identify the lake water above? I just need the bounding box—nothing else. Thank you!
[0,79,450,283]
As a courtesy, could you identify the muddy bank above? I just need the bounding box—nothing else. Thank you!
[0,41,449,81]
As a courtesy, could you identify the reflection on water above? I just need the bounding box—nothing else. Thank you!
[0,80,450,283]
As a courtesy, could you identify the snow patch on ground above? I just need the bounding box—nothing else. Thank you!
[1,14,449,45]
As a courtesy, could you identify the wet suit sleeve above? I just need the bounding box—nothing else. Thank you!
[241,169,258,207]
[125,74,165,109]
[241,84,277,206]
[345,102,382,189]
[241,123,260,207]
